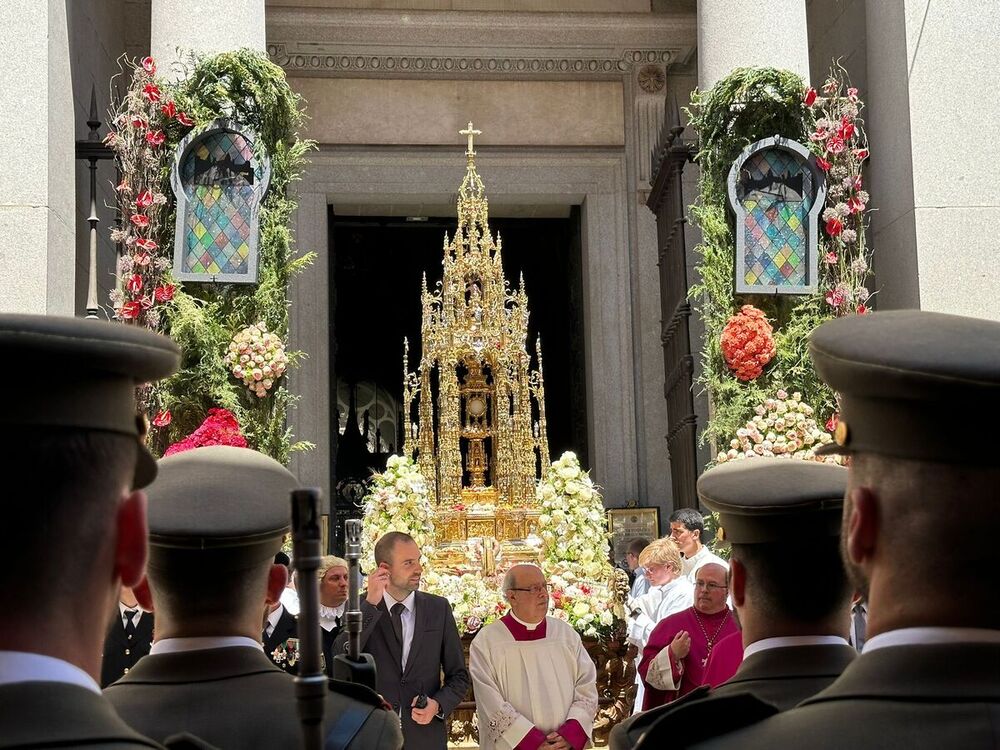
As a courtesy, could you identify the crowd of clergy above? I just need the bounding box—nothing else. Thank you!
[0,306,997,750]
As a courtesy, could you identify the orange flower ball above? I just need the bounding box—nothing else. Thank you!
[721,305,776,381]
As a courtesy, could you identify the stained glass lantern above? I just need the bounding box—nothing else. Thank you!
[170,119,271,284]
[727,136,826,295]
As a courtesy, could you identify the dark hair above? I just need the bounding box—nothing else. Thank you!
[669,508,705,539]
[148,559,272,624]
[374,531,416,566]
[274,551,290,568]
[731,537,850,623]
[0,429,137,618]
[627,537,650,557]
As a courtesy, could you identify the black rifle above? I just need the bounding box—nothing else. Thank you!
[291,489,326,750]
[332,518,378,691]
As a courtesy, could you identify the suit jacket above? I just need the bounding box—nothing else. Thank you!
[0,681,162,749]
[262,606,298,674]
[105,645,402,750]
[336,591,470,750]
[611,643,856,750]
[322,620,342,677]
[695,642,1000,749]
[102,611,155,688]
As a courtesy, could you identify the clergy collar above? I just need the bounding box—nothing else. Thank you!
[383,590,416,613]
[150,636,263,655]
[502,612,548,641]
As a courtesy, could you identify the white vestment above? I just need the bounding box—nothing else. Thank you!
[470,615,598,750]
[625,577,692,713]
[681,545,728,583]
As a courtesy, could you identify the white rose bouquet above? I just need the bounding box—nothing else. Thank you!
[360,455,436,572]
[422,571,507,636]
[224,322,288,398]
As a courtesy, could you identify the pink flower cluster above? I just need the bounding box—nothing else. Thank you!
[164,408,249,456]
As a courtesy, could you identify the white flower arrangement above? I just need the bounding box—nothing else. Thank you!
[535,451,623,637]
[223,322,288,398]
[716,389,843,464]
[422,571,508,636]
[360,455,436,572]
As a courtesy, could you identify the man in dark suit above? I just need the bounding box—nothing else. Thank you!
[0,314,178,748]
[102,586,156,687]
[611,458,856,749]
[105,445,403,750]
[262,553,298,673]
[340,531,470,750]
[693,311,1000,749]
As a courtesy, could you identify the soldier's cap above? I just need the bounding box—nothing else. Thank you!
[697,458,847,544]
[146,445,299,571]
[811,310,1000,465]
[0,313,179,488]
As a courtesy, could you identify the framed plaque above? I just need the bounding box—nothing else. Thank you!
[607,507,660,566]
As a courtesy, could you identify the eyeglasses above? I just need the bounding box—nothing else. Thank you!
[508,584,553,594]
[694,581,728,591]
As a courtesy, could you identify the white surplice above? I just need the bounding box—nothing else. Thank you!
[470,614,598,750]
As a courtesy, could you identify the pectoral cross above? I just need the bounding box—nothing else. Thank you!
[460,121,482,155]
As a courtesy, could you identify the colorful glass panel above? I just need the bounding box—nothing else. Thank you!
[173,126,268,282]
[736,149,814,289]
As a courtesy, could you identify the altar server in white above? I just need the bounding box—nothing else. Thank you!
[470,564,598,750]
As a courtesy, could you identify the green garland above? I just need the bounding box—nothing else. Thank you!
[149,50,316,462]
[687,68,837,450]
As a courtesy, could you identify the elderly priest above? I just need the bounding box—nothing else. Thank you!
[470,564,598,750]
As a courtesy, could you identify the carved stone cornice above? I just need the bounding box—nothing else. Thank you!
[266,7,696,79]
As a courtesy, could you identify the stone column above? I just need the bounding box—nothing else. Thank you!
[697,0,810,90]
[865,0,1000,321]
[0,0,75,315]
[150,0,265,79]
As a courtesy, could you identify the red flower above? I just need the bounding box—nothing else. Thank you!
[810,127,829,142]
[164,408,249,456]
[848,196,866,214]
[129,115,146,129]
[142,83,161,103]
[816,156,832,172]
[133,251,151,267]
[176,112,194,127]
[838,121,855,141]
[804,87,817,106]
[115,180,130,193]
[126,273,143,295]
[145,130,165,146]
[847,87,859,102]
[141,56,156,74]
[720,305,776,381]
[135,237,157,251]
[824,252,838,265]
[852,148,869,161]
[822,79,838,94]
[826,217,844,237]
[130,213,150,228]
[826,136,846,155]
[160,101,176,119]
[154,284,175,302]
[857,303,869,315]
[119,301,142,320]
[851,174,864,190]
[825,288,846,308]
[152,410,172,427]
[826,413,840,433]
[140,295,154,309]
[135,190,154,208]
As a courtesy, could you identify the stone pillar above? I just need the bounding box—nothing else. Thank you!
[150,0,265,79]
[0,0,76,315]
[866,0,1000,321]
[697,0,810,90]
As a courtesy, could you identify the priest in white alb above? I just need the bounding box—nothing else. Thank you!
[470,564,598,750]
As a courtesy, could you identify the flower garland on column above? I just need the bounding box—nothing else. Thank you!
[686,64,874,455]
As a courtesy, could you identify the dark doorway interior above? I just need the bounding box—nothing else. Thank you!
[329,210,588,546]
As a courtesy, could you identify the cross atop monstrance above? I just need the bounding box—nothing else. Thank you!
[460,121,482,155]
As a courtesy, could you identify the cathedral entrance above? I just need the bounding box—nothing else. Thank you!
[329,210,588,551]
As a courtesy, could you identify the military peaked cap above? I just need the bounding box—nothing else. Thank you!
[698,458,847,544]
[146,445,299,571]
[811,310,1000,464]
[0,313,180,487]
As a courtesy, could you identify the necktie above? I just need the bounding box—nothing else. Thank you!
[124,609,138,640]
[852,603,867,651]
[390,602,405,648]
